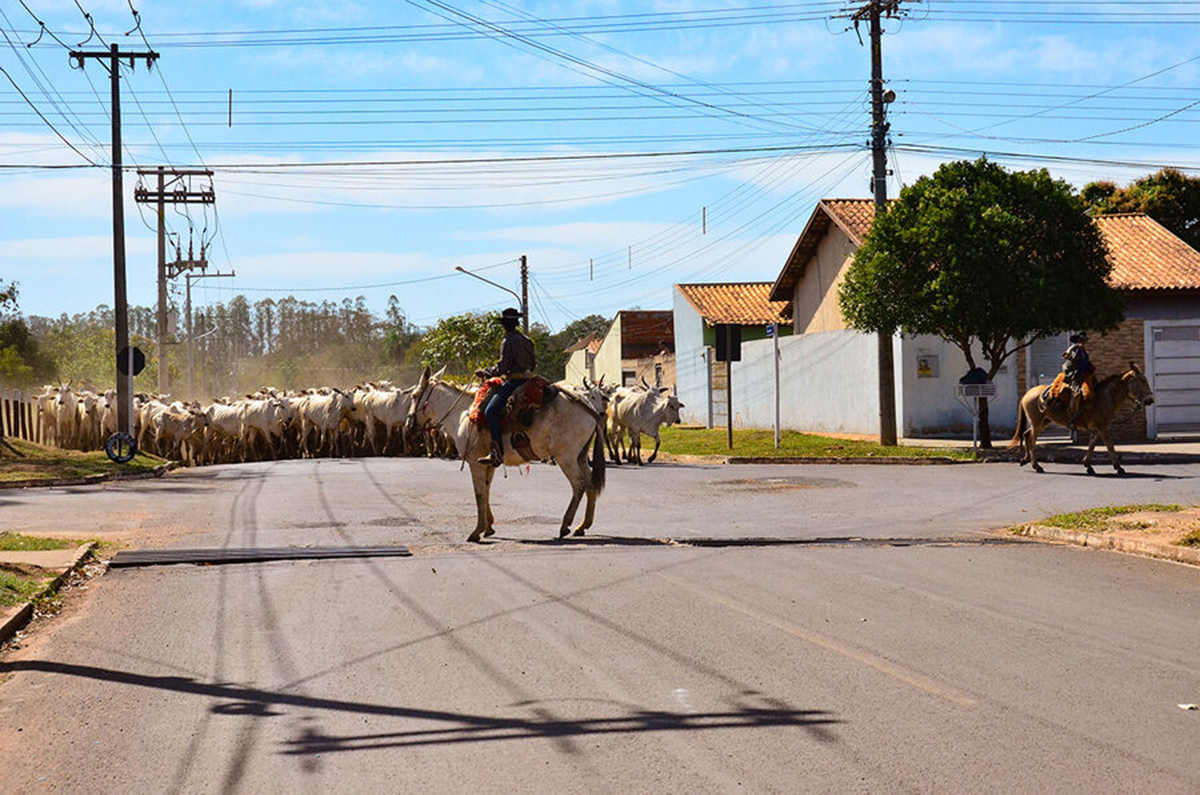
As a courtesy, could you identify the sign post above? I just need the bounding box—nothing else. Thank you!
[767,323,780,449]
[714,324,742,450]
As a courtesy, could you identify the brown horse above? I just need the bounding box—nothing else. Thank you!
[1010,362,1155,475]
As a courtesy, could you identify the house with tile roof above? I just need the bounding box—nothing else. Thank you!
[563,334,603,385]
[672,282,793,427]
[563,311,675,389]
[761,199,1200,439]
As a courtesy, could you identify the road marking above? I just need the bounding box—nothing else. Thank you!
[658,572,978,708]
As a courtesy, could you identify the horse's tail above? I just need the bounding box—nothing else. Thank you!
[1008,396,1028,449]
[590,420,606,495]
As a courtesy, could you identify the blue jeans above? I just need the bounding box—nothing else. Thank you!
[484,379,523,448]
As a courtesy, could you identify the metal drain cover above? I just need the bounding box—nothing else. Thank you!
[109,545,412,568]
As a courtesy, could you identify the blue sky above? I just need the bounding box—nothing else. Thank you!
[2,1,1198,330]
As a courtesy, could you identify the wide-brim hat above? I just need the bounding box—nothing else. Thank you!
[498,307,523,322]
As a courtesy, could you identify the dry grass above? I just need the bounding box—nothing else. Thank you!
[0,438,163,483]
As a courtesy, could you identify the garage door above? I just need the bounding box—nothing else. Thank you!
[1151,324,1200,434]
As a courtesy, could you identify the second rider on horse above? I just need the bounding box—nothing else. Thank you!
[474,307,536,467]
[1061,332,1095,428]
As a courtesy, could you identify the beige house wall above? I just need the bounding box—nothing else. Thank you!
[631,353,676,391]
[592,315,624,386]
[791,224,856,334]
[563,349,594,385]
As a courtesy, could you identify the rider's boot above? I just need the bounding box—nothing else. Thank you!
[477,439,503,467]
[1066,393,1081,430]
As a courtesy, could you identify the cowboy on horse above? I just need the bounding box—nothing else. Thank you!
[1060,332,1096,428]
[474,307,536,467]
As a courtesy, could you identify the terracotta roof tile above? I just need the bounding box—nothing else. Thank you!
[1095,214,1200,291]
[772,199,1200,299]
[564,333,598,354]
[821,198,878,244]
[675,282,793,326]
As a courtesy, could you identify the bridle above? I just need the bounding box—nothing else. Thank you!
[413,378,471,436]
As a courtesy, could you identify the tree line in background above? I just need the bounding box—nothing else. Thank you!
[0,282,611,398]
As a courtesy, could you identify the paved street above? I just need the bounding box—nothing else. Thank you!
[2,459,1199,792]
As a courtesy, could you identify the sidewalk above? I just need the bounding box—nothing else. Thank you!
[0,542,95,644]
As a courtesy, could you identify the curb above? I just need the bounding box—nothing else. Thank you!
[1016,524,1200,567]
[728,455,973,466]
[0,462,178,491]
[981,451,1200,466]
[0,541,97,644]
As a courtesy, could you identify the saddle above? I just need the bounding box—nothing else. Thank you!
[1042,372,1094,410]
[467,376,554,430]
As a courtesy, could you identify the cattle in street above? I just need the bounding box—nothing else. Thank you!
[607,386,683,465]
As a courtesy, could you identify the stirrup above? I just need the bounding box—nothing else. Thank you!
[477,444,502,467]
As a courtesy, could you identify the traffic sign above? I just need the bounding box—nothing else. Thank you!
[116,346,146,377]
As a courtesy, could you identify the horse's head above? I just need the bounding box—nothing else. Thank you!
[1123,361,1155,407]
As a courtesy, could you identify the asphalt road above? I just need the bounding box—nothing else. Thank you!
[1,458,1198,793]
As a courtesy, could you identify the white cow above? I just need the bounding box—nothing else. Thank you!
[607,387,683,465]
[35,386,60,447]
[55,386,79,450]
[297,390,354,457]
[204,401,245,463]
[239,398,290,461]
[359,384,414,455]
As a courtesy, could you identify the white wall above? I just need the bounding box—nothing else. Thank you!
[673,290,710,426]
[564,349,591,385]
[728,330,881,435]
[899,335,1019,436]
[592,316,623,387]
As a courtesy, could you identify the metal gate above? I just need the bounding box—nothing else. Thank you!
[1150,323,1200,436]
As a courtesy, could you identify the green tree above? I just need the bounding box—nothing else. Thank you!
[419,312,503,377]
[0,281,53,387]
[1082,168,1200,250]
[839,158,1124,447]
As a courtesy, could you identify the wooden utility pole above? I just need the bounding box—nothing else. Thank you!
[69,44,159,449]
[134,168,215,396]
[848,0,904,446]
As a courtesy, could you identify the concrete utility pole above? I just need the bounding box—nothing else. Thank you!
[69,44,159,450]
[848,0,904,446]
[455,259,529,329]
[134,168,215,396]
[519,255,529,334]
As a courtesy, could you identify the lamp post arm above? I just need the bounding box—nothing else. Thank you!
[454,266,521,305]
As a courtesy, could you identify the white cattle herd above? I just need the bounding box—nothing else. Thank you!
[31,377,682,467]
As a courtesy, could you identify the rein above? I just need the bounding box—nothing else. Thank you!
[417,379,472,434]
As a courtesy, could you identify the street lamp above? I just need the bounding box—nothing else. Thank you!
[455,259,529,333]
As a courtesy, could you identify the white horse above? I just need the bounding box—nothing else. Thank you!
[407,366,606,543]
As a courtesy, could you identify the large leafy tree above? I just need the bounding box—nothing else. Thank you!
[1082,168,1200,250]
[0,281,52,387]
[839,158,1124,447]
[419,311,504,377]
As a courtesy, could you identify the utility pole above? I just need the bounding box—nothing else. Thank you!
[519,254,529,334]
[134,168,215,396]
[185,270,234,398]
[70,44,159,452]
[848,0,903,446]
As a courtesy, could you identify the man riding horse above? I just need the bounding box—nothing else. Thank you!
[474,307,536,467]
[1059,332,1095,429]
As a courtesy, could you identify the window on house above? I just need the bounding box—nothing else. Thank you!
[622,370,636,386]
[654,364,663,387]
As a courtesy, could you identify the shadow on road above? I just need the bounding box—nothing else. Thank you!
[0,660,839,753]
[501,534,1030,550]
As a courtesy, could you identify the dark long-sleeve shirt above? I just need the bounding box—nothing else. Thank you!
[484,329,536,378]
[1062,343,1093,382]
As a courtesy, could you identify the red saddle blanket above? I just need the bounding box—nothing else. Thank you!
[468,376,548,427]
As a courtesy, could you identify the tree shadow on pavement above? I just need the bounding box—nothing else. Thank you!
[0,660,839,753]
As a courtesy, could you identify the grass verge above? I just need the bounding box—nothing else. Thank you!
[0,532,77,552]
[0,438,163,483]
[1040,504,1184,533]
[656,426,976,460]
[0,569,46,608]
